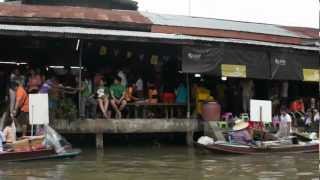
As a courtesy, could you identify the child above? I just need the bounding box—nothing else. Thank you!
[96,79,109,119]
[146,82,158,104]
[125,83,138,103]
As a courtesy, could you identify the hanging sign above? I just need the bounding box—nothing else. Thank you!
[99,46,108,56]
[250,99,272,123]
[150,55,159,65]
[221,64,246,78]
[29,94,49,125]
[303,69,320,82]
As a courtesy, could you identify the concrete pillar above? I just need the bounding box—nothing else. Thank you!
[186,130,194,146]
[96,133,104,149]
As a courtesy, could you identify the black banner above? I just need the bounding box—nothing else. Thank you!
[270,50,319,81]
[182,46,270,79]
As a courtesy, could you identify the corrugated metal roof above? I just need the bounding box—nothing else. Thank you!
[0,24,318,51]
[141,12,311,39]
[0,4,151,24]
[281,26,319,39]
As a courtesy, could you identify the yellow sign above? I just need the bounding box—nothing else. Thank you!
[303,69,320,82]
[150,55,159,65]
[221,64,246,78]
[99,46,108,56]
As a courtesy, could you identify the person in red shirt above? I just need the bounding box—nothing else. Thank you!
[290,98,305,113]
[11,82,29,137]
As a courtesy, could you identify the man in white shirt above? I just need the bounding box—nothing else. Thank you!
[276,109,292,138]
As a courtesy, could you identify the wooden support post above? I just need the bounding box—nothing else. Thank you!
[96,133,104,149]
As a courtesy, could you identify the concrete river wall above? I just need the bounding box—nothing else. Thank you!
[52,118,200,149]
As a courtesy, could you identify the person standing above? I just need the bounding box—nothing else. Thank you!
[110,76,126,118]
[79,76,97,119]
[9,69,25,118]
[241,80,254,113]
[117,70,127,87]
[280,81,289,106]
[27,69,42,93]
[11,82,29,137]
[276,108,292,138]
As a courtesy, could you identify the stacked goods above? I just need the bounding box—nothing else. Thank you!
[11,136,45,152]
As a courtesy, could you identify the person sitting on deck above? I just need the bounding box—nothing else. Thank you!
[125,83,138,103]
[110,76,126,118]
[230,119,255,145]
[96,78,110,119]
[146,82,159,104]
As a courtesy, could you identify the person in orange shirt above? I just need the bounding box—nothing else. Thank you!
[11,82,29,137]
[125,83,138,103]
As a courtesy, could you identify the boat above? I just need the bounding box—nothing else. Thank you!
[195,141,319,155]
[0,126,81,162]
[0,148,81,162]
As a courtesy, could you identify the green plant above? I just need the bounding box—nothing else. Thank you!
[55,98,78,121]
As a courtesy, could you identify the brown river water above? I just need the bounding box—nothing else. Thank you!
[0,146,319,180]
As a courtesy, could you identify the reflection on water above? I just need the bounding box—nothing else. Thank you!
[0,146,319,180]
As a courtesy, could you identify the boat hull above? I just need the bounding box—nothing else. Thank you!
[196,143,319,155]
[0,148,81,162]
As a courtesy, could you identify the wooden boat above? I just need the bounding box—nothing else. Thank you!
[0,133,81,162]
[0,148,81,162]
[195,141,319,155]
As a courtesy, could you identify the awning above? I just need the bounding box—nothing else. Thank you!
[0,24,318,51]
[182,46,270,79]
[270,51,319,81]
[182,46,319,81]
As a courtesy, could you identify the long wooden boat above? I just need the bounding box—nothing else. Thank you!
[195,142,319,155]
[0,148,81,162]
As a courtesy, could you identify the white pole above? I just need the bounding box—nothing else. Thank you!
[77,39,83,118]
[31,105,34,137]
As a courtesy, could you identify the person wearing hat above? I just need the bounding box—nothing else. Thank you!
[230,119,255,145]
